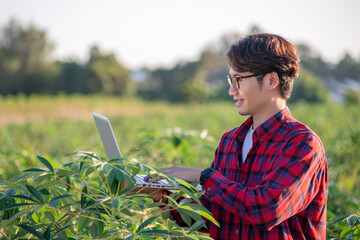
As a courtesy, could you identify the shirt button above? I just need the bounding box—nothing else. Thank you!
[236,230,239,234]
[260,139,264,143]
[207,187,211,191]
[218,167,221,171]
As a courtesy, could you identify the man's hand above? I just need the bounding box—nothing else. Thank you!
[126,187,167,202]
[158,166,203,183]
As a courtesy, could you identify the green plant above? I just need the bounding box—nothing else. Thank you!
[0,152,217,239]
[327,214,360,239]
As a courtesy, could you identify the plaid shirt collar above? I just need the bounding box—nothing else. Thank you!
[235,107,291,143]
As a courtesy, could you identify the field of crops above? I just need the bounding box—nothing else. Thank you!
[1,95,359,238]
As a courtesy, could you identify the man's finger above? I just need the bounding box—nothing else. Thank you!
[143,174,164,182]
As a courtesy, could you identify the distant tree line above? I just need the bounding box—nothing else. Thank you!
[1,19,359,103]
[0,19,133,96]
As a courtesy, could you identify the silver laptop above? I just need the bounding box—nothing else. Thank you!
[93,112,178,190]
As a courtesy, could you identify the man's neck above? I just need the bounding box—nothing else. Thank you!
[252,100,287,129]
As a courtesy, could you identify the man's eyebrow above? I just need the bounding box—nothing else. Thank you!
[229,74,243,77]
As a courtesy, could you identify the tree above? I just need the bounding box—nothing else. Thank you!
[85,46,133,95]
[296,43,331,77]
[290,68,330,103]
[55,61,87,93]
[181,78,208,103]
[345,89,360,105]
[333,53,360,81]
[0,18,57,95]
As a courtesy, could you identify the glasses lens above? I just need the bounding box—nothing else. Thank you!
[227,75,239,89]
[227,75,232,87]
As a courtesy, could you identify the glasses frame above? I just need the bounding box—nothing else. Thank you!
[227,73,265,90]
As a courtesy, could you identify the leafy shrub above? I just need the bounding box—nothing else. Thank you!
[128,127,215,169]
[327,214,360,240]
[0,152,217,239]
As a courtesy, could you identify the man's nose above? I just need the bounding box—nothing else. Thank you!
[228,85,239,96]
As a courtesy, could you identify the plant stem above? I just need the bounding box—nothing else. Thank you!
[110,206,116,240]
[326,227,347,239]
[0,230,9,240]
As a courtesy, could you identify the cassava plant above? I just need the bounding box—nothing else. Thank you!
[0,152,218,239]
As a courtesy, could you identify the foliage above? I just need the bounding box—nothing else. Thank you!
[181,78,209,103]
[0,96,359,239]
[334,53,360,80]
[0,20,133,96]
[0,18,58,95]
[85,46,133,95]
[4,19,360,103]
[0,153,217,239]
[290,68,330,103]
[54,61,87,94]
[345,89,360,105]
[128,127,215,169]
[327,214,360,240]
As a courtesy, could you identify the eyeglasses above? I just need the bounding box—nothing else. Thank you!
[227,73,265,90]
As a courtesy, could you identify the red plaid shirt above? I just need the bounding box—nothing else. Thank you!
[171,108,328,239]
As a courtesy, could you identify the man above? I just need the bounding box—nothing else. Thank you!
[146,33,328,239]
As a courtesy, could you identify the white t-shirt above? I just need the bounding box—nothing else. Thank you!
[242,125,255,163]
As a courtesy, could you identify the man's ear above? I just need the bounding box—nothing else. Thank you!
[268,72,280,90]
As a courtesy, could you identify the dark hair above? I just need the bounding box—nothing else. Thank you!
[226,33,300,100]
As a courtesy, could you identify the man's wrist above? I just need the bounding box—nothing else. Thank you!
[200,168,214,186]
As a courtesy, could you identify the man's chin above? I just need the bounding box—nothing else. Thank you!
[237,109,250,116]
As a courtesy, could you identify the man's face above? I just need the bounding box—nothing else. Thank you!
[228,67,269,117]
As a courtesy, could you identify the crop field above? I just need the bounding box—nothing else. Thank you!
[0,95,359,238]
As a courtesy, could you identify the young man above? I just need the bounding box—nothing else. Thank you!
[147,33,328,239]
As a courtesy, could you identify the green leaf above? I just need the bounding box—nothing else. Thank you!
[178,209,192,226]
[48,194,72,207]
[140,229,170,235]
[340,227,354,237]
[139,235,155,240]
[81,185,88,208]
[18,224,44,240]
[115,169,125,182]
[44,225,51,240]
[137,216,158,232]
[112,198,119,208]
[38,180,65,190]
[78,215,90,232]
[52,224,73,238]
[198,209,219,227]
[148,202,166,208]
[108,168,116,186]
[139,163,147,173]
[177,185,200,205]
[23,168,46,172]
[85,166,95,176]
[39,189,51,195]
[0,202,36,212]
[189,220,205,233]
[124,233,135,240]
[347,214,360,227]
[161,209,170,219]
[26,184,44,203]
[37,155,54,172]
[55,169,73,178]
[179,198,193,206]
[44,211,55,223]
[11,194,38,203]
[120,207,136,217]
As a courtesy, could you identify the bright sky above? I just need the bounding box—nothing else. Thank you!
[0,0,359,69]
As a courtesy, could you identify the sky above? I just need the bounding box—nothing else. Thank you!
[0,0,359,69]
